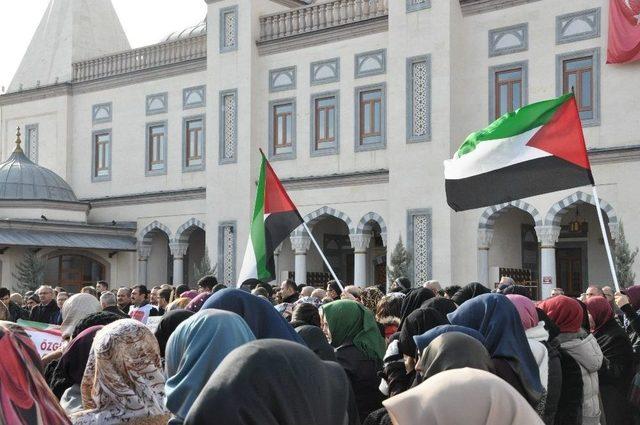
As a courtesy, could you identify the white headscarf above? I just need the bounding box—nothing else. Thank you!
[383,368,544,425]
[60,293,101,339]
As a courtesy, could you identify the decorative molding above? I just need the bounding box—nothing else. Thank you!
[555,48,600,127]
[477,228,495,249]
[310,90,340,157]
[354,83,386,152]
[290,234,311,253]
[355,49,386,78]
[407,208,432,284]
[459,0,542,16]
[489,23,528,57]
[310,58,340,86]
[82,187,206,207]
[0,83,71,106]
[219,89,238,164]
[534,225,561,248]
[479,200,542,230]
[268,98,297,161]
[407,0,431,13]
[269,66,297,93]
[24,124,39,163]
[183,85,206,109]
[0,199,89,212]
[406,54,431,143]
[175,217,206,244]
[356,212,388,246]
[556,8,601,45]
[92,102,112,124]
[349,233,372,253]
[544,190,617,227]
[169,242,189,258]
[0,219,135,236]
[218,221,237,285]
[145,120,168,176]
[294,206,356,236]
[220,5,239,53]
[138,220,172,243]
[146,92,168,115]
[281,169,388,190]
[588,145,640,165]
[488,60,528,123]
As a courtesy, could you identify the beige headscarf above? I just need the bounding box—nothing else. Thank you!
[383,368,544,425]
[70,319,168,425]
[60,293,101,339]
[166,297,191,311]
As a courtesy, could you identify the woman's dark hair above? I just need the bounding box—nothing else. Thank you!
[175,284,189,297]
[326,281,342,298]
[212,283,228,293]
[72,312,122,339]
[291,303,321,328]
[375,294,403,320]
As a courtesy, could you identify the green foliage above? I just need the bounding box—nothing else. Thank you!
[12,250,46,293]
[614,221,638,288]
[190,250,217,285]
[388,236,411,283]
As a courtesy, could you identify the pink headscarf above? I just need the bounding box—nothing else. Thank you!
[506,294,538,330]
[625,285,640,310]
[181,290,199,300]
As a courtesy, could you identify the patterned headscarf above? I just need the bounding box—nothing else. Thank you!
[71,319,168,425]
[186,292,212,313]
[0,321,71,425]
[166,298,191,311]
[60,293,102,339]
[361,287,384,313]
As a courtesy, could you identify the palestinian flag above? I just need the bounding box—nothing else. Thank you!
[238,153,303,284]
[445,93,594,211]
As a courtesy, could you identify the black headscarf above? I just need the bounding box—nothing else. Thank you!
[71,311,122,339]
[295,325,336,362]
[399,288,435,329]
[398,308,449,357]
[421,297,457,317]
[536,307,560,340]
[392,277,412,294]
[185,339,359,425]
[451,282,491,306]
[501,285,532,299]
[154,310,195,357]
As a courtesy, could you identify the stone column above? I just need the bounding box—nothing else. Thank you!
[170,243,189,286]
[273,244,283,283]
[137,244,151,285]
[350,233,372,287]
[535,225,561,300]
[290,234,311,285]
[477,228,494,288]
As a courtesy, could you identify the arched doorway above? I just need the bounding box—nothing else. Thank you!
[45,254,106,293]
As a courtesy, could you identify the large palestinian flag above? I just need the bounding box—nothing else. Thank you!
[445,93,594,211]
[238,153,303,284]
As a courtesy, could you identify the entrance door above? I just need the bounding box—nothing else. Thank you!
[556,248,584,296]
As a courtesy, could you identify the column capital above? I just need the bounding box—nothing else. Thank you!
[169,242,189,258]
[274,244,283,256]
[290,234,311,254]
[608,223,619,241]
[535,225,561,248]
[137,243,151,261]
[477,228,495,249]
[349,233,372,253]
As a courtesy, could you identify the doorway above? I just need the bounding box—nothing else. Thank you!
[556,242,588,297]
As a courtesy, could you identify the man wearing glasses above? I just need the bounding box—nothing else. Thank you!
[0,287,26,322]
[29,285,60,324]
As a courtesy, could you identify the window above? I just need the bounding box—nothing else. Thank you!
[495,68,522,118]
[183,117,205,171]
[146,122,167,175]
[407,0,431,13]
[92,130,111,181]
[269,99,296,160]
[25,124,39,163]
[563,57,593,119]
[220,6,238,53]
[219,89,238,164]
[355,84,386,151]
[407,55,431,143]
[311,92,339,156]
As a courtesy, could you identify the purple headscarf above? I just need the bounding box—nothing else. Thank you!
[186,292,213,313]
[182,290,199,300]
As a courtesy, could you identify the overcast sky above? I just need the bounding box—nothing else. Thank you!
[0,0,207,92]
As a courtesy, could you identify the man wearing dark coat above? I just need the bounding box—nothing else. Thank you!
[29,285,60,324]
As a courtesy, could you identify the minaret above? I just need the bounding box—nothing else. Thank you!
[8,0,131,92]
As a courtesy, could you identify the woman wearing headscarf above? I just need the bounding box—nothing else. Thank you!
[398,287,435,328]
[447,293,544,408]
[382,368,545,425]
[322,299,386,419]
[421,297,457,317]
[361,286,384,313]
[154,310,194,358]
[165,309,256,424]
[202,288,304,343]
[507,294,561,425]
[398,308,448,371]
[185,339,359,425]
[413,324,486,354]
[0,321,71,425]
[585,296,635,425]
[166,297,191,311]
[180,290,199,300]
[60,293,102,340]
[538,295,603,425]
[70,319,169,425]
[185,292,212,313]
[295,325,336,361]
[616,284,640,365]
[375,294,403,342]
[450,282,491,306]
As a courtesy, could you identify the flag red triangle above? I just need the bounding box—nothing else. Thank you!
[264,159,300,215]
[526,96,592,170]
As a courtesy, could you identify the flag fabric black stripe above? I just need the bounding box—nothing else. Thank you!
[445,156,594,211]
[263,211,304,279]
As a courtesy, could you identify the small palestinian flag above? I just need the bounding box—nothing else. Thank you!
[238,153,303,284]
[445,93,594,211]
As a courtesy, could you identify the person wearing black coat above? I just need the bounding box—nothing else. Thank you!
[29,287,60,325]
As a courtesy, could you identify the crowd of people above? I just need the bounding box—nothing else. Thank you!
[0,275,639,425]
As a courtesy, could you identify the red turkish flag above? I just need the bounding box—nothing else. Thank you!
[607,0,640,63]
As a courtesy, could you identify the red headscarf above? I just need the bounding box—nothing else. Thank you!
[585,296,614,332]
[0,321,71,425]
[625,285,640,310]
[537,295,583,333]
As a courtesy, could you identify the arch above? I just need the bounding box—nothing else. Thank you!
[544,190,618,227]
[478,200,543,230]
[356,212,388,246]
[137,220,172,244]
[42,248,111,284]
[174,217,206,244]
[293,206,355,235]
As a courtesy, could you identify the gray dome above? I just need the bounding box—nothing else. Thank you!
[0,138,78,202]
[162,19,206,43]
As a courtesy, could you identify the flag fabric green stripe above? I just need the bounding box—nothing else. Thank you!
[456,93,573,158]
[249,156,269,281]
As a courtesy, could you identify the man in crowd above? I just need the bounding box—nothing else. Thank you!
[100,291,129,318]
[0,287,26,322]
[551,287,564,296]
[129,285,159,324]
[423,280,442,294]
[279,279,300,304]
[53,291,69,325]
[197,275,218,293]
[157,287,172,315]
[81,286,98,299]
[300,286,315,297]
[96,280,109,294]
[29,285,60,324]
[150,286,161,306]
[117,287,132,313]
[585,285,604,300]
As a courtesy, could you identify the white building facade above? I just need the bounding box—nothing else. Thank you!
[0,0,638,298]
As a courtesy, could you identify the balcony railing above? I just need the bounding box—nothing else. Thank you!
[259,0,388,42]
[72,35,207,83]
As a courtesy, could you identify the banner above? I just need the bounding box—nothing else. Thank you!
[17,319,64,357]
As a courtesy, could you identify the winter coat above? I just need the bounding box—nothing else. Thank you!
[336,342,384,420]
[526,322,550,389]
[7,300,27,323]
[558,332,604,425]
[29,301,60,325]
[620,304,640,365]
[527,322,563,425]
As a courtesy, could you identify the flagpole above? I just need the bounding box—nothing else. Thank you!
[592,185,620,292]
[302,222,345,291]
